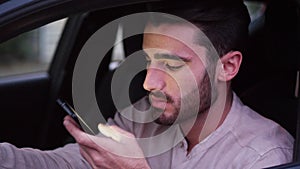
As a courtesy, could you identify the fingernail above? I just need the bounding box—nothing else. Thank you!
[63,120,69,126]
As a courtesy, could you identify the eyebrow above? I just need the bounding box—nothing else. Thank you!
[153,53,191,62]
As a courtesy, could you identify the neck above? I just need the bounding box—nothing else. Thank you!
[180,90,233,153]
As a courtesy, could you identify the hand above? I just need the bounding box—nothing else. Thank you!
[63,116,151,169]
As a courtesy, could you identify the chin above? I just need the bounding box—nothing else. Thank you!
[154,118,174,126]
[154,113,178,126]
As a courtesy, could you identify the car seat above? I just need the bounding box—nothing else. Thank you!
[232,0,300,161]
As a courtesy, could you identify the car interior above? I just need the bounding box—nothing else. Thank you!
[0,0,299,168]
[232,0,300,162]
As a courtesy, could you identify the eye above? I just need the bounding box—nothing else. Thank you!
[145,59,151,68]
[142,52,151,67]
[145,57,151,63]
[165,62,184,71]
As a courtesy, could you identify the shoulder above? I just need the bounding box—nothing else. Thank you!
[248,148,293,169]
[229,96,294,167]
[232,103,294,154]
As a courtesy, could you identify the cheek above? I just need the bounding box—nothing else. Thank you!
[164,76,181,97]
[178,66,205,95]
[165,72,199,98]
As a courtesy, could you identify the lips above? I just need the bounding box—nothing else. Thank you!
[149,94,167,110]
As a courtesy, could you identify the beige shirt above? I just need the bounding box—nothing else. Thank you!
[0,93,294,169]
[109,93,294,169]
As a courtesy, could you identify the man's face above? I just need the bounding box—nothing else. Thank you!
[142,23,213,125]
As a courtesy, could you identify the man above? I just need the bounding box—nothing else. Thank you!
[63,1,293,168]
[0,0,294,169]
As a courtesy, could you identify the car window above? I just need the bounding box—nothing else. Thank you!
[244,1,266,21]
[109,23,125,70]
[0,18,67,77]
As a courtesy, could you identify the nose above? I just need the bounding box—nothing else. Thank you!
[143,68,166,92]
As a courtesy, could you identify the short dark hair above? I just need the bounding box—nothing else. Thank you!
[146,0,250,60]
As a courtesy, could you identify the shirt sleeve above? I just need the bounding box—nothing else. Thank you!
[249,148,293,169]
[0,142,92,169]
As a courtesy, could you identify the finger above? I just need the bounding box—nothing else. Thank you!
[88,136,145,158]
[64,120,118,151]
[109,125,133,137]
[65,121,119,152]
[64,118,94,146]
[64,115,81,129]
[98,124,122,142]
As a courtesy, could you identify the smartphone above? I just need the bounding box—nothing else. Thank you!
[56,98,80,124]
[56,98,96,135]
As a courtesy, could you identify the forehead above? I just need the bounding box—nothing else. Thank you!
[144,23,196,40]
[143,23,206,59]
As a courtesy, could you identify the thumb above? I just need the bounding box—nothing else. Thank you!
[98,123,122,142]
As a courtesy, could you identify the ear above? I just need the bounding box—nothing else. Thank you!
[217,51,242,82]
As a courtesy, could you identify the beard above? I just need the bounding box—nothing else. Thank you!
[151,72,215,126]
